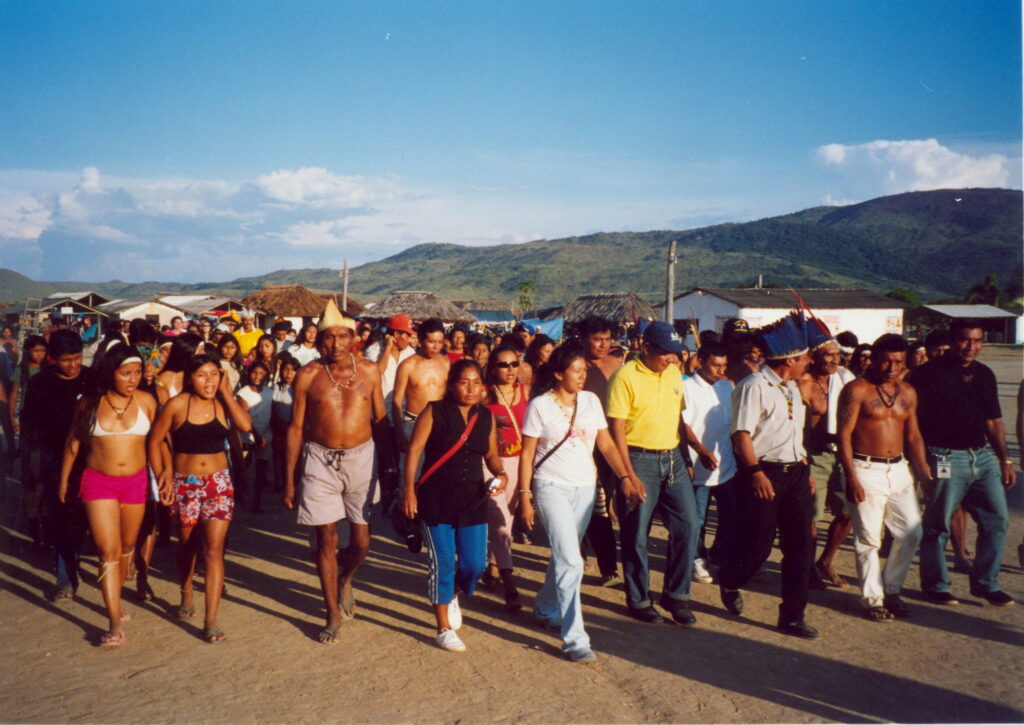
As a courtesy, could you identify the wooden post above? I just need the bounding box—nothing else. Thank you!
[341,259,349,313]
[665,241,677,324]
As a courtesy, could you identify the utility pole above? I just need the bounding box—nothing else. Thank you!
[341,259,349,313]
[665,240,677,324]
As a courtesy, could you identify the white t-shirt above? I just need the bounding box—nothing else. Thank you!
[288,344,321,367]
[237,385,273,443]
[522,391,607,488]
[682,373,736,486]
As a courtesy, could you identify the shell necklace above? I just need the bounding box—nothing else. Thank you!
[323,354,358,391]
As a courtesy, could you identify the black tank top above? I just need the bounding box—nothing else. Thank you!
[171,395,229,454]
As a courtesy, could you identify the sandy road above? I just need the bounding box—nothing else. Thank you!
[1,347,1021,724]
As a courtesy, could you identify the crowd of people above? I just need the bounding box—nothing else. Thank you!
[0,303,1020,660]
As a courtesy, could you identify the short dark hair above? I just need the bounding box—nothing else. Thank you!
[923,329,949,348]
[164,332,204,373]
[577,315,614,339]
[48,329,83,358]
[949,318,983,338]
[272,321,291,333]
[419,318,445,337]
[836,331,859,348]
[871,334,908,356]
[698,330,721,347]
[698,341,728,361]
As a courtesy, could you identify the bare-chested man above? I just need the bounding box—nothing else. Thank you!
[798,327,856,589]
[392,317,450,456]
[284,301,388,644]
[837,333,929,621]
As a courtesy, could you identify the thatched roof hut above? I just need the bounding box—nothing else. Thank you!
[554,292,660,324]
[242,285,362,318]
[360,291,475,323]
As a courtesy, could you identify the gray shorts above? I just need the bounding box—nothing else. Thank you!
[808,449,847,519]
[298,439,379,526]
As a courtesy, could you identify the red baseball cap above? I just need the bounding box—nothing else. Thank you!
[388,314,415,335]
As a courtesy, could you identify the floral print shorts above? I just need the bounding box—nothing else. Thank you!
[173,469,234,527]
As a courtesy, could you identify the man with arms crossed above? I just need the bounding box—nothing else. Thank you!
[836,334,928,620]
[909,319,1016,606]
[608,321,714,625]
[718,312,819,638]
[284,301,389,643]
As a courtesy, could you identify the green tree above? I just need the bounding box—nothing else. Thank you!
[964,274,1002,305]
[517,280,537,311]
[885,287,921,307]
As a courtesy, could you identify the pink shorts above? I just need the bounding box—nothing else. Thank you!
[174,469,234,528]
[80,468,148,505]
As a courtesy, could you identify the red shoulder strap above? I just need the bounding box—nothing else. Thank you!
[415,410,480,489]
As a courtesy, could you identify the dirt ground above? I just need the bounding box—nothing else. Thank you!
[1,347,1022,724]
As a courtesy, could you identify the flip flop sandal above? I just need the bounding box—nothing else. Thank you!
[340,598,356,621]
[48,588,75,603]
[175,604,196,619]
[863,606,894,622]
[318,626,340,644]
[99,631,126,647]
[203,629,227,643]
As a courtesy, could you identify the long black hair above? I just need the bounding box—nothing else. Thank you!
[484,344,520,386]
[17,334,48,385]
[164,332,204,373]
[74,342,143,442]
[216,332,245,371]
[524,334,554,370]
[531,343,586,398]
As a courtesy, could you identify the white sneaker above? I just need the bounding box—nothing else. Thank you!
[436,628,466,652]
[692,558,714,584]
[448,594,462,630]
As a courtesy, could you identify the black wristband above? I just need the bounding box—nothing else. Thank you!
[746,463,764,476]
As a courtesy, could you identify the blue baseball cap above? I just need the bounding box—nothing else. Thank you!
[642,321,686,353]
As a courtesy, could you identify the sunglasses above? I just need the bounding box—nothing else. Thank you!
[495,361,521,369]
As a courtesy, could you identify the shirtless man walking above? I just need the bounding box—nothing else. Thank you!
[798,326,856,588]
[392,318,450,456]
[836,334,929,620]
[284,301,388,643]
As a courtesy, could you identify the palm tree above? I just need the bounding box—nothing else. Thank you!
[965,274,1002,306]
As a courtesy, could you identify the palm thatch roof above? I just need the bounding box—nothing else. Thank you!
[452,298,518,313]
[359,291,475,323]
[242,285,362,317]
[554,292,660,324]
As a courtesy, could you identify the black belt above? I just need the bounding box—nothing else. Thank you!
[628,445,675,455]
[761,460,804,473]
[853,453,904,464]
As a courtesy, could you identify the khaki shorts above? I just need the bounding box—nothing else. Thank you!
[808,449,847,519]
[298,439,379,526]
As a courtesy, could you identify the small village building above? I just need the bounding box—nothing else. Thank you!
[555,292,660,324]
[360,291,475,324]
[912,304,1022,344]
[242,285,363,330]
[45,291,111,308]
[97,298,189,328]
[158,295,246,319]
[667,288,908,342]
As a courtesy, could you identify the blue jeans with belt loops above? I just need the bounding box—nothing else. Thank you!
[919,447,1008,594]
[618,447,700,610]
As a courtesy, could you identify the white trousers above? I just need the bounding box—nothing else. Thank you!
[849,458,922,608]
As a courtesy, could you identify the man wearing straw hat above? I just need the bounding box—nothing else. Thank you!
[284,299,389,644]
[718,312,819,638]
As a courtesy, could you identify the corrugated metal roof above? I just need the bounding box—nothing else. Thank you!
[679,288,909,310]
[920,304,1017,319]
[97,298,188,314]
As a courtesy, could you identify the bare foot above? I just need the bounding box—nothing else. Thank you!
[176,589,196,619]
[815,561,848,588]
[99,629,126,647]
[338,578,356,621]
[319,615,342,644]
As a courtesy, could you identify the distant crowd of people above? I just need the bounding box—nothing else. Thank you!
[0,305,1019,660]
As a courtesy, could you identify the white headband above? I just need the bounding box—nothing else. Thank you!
[118,356,143,367]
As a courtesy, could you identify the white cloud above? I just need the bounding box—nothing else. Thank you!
[254,167,399,209]
[817,138,1019,198]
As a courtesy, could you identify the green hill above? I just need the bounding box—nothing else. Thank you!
[2,187,1020,307]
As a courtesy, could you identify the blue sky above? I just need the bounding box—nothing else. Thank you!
[1,0,1020,282]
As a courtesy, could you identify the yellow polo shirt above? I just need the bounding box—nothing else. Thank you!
[235,328,264,357]
[606,358,686,450]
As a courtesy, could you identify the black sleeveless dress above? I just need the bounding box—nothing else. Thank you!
[417,400,492,528]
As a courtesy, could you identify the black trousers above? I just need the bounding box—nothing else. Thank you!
[719,461,813,622]
[582,456,618,577]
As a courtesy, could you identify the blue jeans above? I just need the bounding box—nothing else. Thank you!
[693,477,739,566]
[421,522,487,605]
[619,448,700,609]
[534,479,595,655]
[919,447,1008,593]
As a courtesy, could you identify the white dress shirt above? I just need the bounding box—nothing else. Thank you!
[731,364,806,463]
